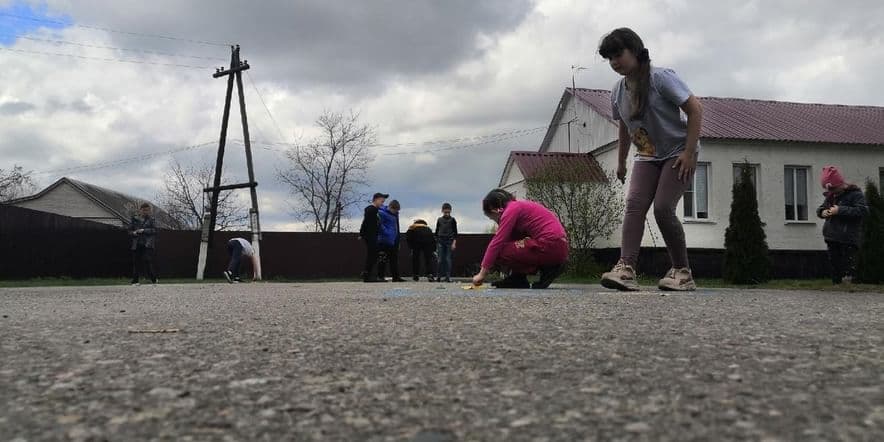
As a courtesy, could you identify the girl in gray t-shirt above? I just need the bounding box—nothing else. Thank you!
[596,28,703,292]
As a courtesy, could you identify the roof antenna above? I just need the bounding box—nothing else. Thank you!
[570,65,587,153]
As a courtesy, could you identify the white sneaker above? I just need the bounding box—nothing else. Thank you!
[658,268,697,291]
[600,262,640,291]
[223,271,233,284]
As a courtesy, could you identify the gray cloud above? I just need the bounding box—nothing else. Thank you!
[3,0,883,232]
[0,100,36,115]
[43,0,534,93]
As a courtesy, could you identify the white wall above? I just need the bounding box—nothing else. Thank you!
[499,162,526,198]
[544,95,618,154]
[12,182,123,227]
[594,140,884,251]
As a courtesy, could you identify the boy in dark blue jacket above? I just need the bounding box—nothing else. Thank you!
[817,166,869,284]
[377,200,404,282]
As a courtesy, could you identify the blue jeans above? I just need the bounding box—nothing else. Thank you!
[437,239,454,278]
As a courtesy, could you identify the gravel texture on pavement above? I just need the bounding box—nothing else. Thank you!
[1,282,882,441]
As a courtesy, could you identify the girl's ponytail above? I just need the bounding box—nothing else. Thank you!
[630,48,652,120]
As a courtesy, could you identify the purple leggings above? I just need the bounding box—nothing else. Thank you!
[620,157,690,268]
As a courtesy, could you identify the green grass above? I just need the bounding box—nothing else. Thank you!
[558,275,884,293]
[0,277,354,288]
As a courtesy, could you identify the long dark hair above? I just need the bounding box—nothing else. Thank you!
[482,189,515,217]
[598,28,651,120]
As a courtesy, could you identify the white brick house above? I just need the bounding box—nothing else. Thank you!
[499,88,884,251]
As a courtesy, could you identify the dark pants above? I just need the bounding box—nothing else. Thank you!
[132,245,156,283]
[437,238,454,278]
[227,240,244,278]
[826,241,858,284]
[378,244,400,279]
[363,239,379,278]
[411,246,435,278]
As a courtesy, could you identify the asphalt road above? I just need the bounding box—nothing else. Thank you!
[1,282,882,441]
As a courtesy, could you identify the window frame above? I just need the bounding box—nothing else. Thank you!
[879,167,883,195]
[684,162,711,221]
[732,163,760,197]
[784,165,811,222]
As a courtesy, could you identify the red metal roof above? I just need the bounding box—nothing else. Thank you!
[570,88,884,145]
[508,151,608,182]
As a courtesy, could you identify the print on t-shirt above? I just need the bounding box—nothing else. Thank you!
[631,127,656,157]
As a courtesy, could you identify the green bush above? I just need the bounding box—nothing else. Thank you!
[565,250,605,278]
[857,181,884,284]
[723,162,771,284]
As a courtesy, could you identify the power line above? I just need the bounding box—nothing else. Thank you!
[0,32,228,61]
[29,121,566,177]
[0,46,211,69]
[379,127,547,156]
[242,124,560,152]
[245,71,290,145]
[0,12,230,47]
[32,141,217,176]
[240,126,546,158]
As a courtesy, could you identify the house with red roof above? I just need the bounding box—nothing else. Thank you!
[499,88,884,251]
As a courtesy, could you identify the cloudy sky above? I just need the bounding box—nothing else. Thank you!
[2,0,882,232]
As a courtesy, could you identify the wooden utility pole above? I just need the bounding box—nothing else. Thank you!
[196,45,262,280]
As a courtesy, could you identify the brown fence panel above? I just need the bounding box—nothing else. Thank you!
[156,231,493,280]
[2,206,830,280]
[1,206,493,280]
[1,205,129,278]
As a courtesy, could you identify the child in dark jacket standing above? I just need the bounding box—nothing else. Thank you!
[359,192,388,282]
[435,203,458,282]
[406,219,436,282]
[129,203,158,285]
[817,166,869,284]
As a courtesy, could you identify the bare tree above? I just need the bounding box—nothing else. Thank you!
[157,159,249,231]
[277,110,375,232]
[0,165,38,202]
[525,162,625,272]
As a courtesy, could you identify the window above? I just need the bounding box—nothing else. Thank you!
[684,163,710,219]
[784,166,809,221]
[879,168,883,194]
[733,164,759,196]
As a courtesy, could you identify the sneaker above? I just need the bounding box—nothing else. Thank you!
[427,276,437,282]
[223,271,233,284]
[363,277,384,283]
[658,268,697,291]
[533,264,567,289]
[492,273,530,289]
[130,281,140,287]
[152,279,159,285]
[600,262,640,291]
[443,277,452,283]
[412,276,420,282]
[843,276,854,285]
